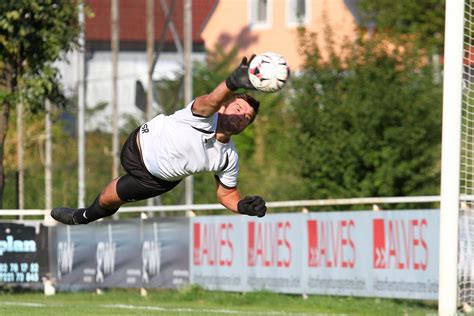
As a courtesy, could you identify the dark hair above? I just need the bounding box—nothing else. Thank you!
[231,93,260,123]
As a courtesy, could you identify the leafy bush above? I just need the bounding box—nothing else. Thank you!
[290,30,442,202]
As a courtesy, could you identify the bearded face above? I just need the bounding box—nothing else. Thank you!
[218,98,256,135]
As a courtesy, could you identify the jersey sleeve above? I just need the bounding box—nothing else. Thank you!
[170,99,218,132]
[215,149,239,189]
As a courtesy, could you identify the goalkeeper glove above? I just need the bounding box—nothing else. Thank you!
[225,55,257,91]
[237,196,267,217]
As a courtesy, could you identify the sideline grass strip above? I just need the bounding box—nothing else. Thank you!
[0,286,437,316]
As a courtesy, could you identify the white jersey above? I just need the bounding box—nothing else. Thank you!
[138,101,239,188]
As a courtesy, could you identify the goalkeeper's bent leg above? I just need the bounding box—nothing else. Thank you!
[74,194,119,224]
[74,177,123,224]
[51,178,123,225]
[51,194,120,225]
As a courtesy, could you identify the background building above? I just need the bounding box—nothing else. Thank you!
[202,0,360,71]
[56,0,361,130]
[58,0,216,130]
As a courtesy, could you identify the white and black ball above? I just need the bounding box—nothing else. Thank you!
[248,52,290,92]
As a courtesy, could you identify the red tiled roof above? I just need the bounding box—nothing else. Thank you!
[85,0,216,44]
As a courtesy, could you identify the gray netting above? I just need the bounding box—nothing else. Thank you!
[459,0,474,306]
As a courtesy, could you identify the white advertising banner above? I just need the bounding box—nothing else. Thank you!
[304,212,367,296]
[191,215,246,291]
[370,211,439,299]
[190,213,304,293]
[190,210,439,300]
[244,213,304,294]
[304,210,439,299]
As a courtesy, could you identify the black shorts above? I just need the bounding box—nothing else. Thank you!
[117,127,181,202]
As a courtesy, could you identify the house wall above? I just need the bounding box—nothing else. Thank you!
[202,0,358,70]
[56,0,215,131]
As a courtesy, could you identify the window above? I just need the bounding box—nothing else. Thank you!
[250,0,271,27]
[288,0,308,26]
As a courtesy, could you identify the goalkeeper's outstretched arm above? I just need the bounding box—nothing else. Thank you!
[192,55,256,117]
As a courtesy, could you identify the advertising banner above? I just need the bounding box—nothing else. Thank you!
[245,213,304,294]
[0,223,44,284]
[304,212,365,296]
[141,218,189,288]
[190,210,439,300]
[191,214,304,294]
[304,210,439,299]
[50,218,189,289]
[190,215,245,291]
[368,211,439,299]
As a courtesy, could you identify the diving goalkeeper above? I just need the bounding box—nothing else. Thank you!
[51,56,267,225]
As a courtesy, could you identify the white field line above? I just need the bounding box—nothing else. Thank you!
[102,303,344,316]
[0,301,347,315]
[0,302,46,307]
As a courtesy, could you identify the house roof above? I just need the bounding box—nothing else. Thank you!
[85,0,217,46]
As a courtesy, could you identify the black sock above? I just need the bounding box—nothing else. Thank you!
[73,195,119,224]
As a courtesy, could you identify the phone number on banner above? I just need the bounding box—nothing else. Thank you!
[0,262,40,283]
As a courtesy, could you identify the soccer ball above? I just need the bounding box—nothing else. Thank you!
[248,52,290,92]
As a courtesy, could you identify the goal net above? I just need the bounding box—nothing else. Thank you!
[459,0,474,308]
[440,0,474,314]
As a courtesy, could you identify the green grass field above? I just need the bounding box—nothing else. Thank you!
[0,286,437,316]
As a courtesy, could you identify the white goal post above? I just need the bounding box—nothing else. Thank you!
[439,0,473,315]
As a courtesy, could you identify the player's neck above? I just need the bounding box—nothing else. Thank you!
[215,132,230,143]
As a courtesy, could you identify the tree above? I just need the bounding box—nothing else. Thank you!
[0,1,81,207]
[358,0,445,50]
[290,30,442,201]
